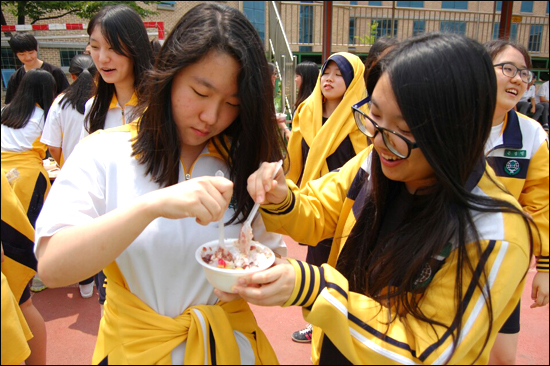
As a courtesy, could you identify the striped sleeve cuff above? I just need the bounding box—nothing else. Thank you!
[536,256,549,272]
[283,259,326,308]
[260,187,295,215]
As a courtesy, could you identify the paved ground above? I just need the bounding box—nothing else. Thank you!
[31,236,548,365]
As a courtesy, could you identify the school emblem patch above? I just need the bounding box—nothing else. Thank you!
[504,159,520,176]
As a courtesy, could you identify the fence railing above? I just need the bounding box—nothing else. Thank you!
[269,1,297,115]
[278,2,549,58]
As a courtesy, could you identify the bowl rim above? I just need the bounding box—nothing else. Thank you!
[195,238,275,274]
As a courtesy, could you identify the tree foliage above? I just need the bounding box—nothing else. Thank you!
[1,1,159,25]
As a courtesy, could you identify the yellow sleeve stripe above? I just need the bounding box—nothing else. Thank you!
[261,187,295,215]
[283,259,324,308]
[536,256,549,272]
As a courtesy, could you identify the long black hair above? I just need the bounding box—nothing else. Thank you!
[85,5,153,133]
[60,54,97,114]
[336,33,533,363]
[132,2,286,225]
[294,61,318,109]
[1,69,56,128]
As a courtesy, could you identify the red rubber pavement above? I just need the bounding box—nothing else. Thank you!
[31,236,548,364]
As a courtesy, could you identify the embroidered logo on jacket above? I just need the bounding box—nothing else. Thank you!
[504,159,521,176]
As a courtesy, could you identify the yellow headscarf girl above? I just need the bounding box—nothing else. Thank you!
[287,52,368,186]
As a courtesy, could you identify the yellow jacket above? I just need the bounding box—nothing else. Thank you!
[1,171,35,365]
[261,147,530,364]
[93,259,278,365]
[486,110,549,272]
[1,170,37,301]
[1,139,51,217]
[287,52,368,186]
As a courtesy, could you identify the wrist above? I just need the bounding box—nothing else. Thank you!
[138,191,163,222]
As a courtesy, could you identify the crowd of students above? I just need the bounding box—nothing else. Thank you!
[1,2,548,365]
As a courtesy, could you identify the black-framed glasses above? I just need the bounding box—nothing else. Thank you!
[352,96,419,159]
[493,63,534,83]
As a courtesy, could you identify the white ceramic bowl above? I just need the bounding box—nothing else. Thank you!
[195,239,275,293]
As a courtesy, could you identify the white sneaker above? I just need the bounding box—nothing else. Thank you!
[30,275,47,292]
[79,282,94,299]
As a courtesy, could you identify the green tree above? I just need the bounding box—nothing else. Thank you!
[354,20,379,45]
[1,1,159,25]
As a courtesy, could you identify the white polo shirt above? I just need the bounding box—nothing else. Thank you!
[35,127,287,363]
[519,84,535,103]
[536,81,548,104]
[79,93,139,140]
[1,106,44,152]
[41,94,86,165]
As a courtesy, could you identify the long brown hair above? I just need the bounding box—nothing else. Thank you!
[132,3,286,225]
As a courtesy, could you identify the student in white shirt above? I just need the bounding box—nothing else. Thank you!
[35,3,286,364]
[77,4,155,307]
[516,78,543,122]
[536,80,549,128]
[1,68,56,365]
[80,4,153,140]
[41,54,97,167]
[1,69,56,225]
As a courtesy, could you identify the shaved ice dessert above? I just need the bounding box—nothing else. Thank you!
[200,239,273,270]
[196,239,276,292]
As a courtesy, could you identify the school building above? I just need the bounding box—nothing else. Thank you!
[2,1,549,106]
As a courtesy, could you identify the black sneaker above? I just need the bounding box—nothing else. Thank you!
[291,323,313,343]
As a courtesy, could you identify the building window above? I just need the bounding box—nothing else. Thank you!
[60,49,84,68]
[243,1,265,43]
[441,1,468,10]
[1,47,21,70]
[493,23,518,41]
[496,1,502,12]
[520,1,534,13]
[373,19,398,38]
[299,1,314,52]
[1,47,21,88]
[349,18,356,44]
[369,1,382,6]
[397,1,424,7]
[440,21,466,35]
[528,24,543,52]
[413,20,425,36]
[157,1,175,10]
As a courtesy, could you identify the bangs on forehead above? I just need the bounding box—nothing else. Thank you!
[96,21,131,58]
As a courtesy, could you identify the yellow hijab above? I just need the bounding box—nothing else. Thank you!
[287,52,368,186]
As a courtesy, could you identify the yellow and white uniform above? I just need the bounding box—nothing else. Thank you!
[485,110,549,273]
[1,106,51,217]
[79,93,140,140]
[36,123,285,364]
[287,52,368,187]
[261,147,531,364]
[1,170,36,365]
[41,93,87,167]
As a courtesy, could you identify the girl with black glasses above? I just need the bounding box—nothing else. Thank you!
[218,33,535,364]
[484,39,549,366]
